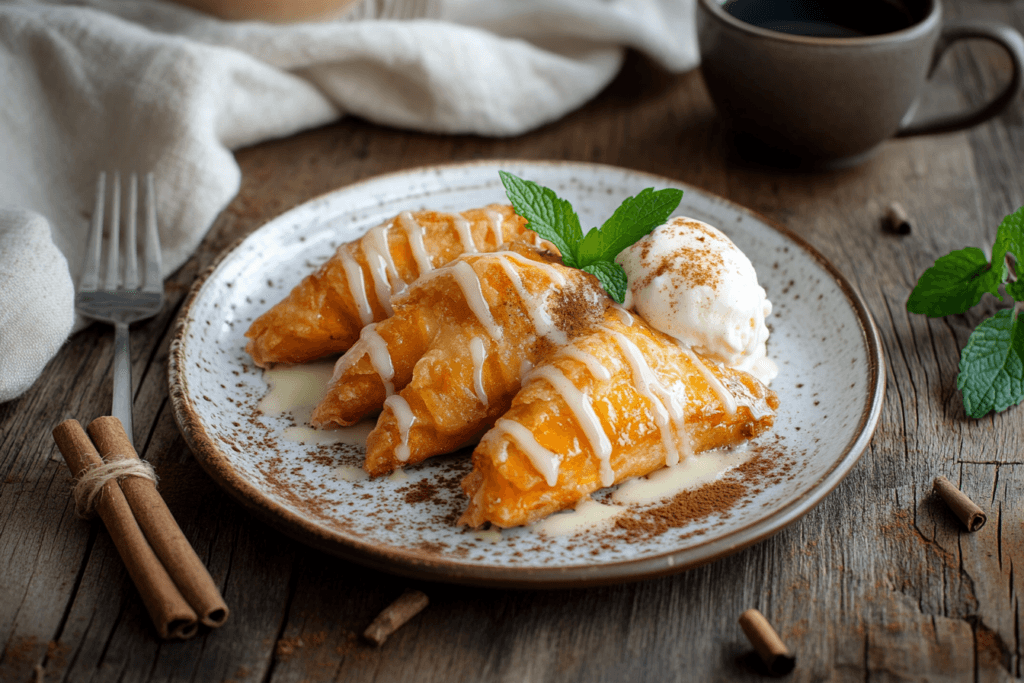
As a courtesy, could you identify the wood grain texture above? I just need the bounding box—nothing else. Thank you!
[3,1,1024,679]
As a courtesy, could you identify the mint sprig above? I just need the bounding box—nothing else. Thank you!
[499,171,683,303]
[957,309,1024,417]
[906,247,1001,317]
[907,205,1024,417]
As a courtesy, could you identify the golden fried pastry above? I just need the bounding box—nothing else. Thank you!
[245,204,548,367]
[310,243,611,476]
[458,310,779,528]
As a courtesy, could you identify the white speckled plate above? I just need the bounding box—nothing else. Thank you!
[169,160,884,587]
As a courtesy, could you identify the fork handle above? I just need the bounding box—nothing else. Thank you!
[112,322,133,445]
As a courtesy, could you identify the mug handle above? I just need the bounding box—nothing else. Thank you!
[896,20,1024,137]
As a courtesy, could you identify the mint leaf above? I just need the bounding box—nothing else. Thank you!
[575,188,684,267]
[577,227,606,266]
[957,308,1024,417]
[907,203,1024,417]
[906,247,1001,317]
[582,261,628,304]
[499,171,583,268]
[1008,279,1024,302]
[992,206,1024,292]
[499,171,682,303]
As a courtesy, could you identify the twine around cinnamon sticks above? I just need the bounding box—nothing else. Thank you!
[52,417,228,640]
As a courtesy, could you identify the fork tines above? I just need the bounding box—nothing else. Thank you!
[80,172,163,295]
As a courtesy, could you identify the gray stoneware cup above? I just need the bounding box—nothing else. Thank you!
[697,0,1024,167]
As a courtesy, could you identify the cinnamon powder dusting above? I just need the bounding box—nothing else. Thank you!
[636,247,724,294]
[598,439,796,543]
[615,479,747,536]
[403,479,438,504]
[550,273,608,340]
[633,218,727,294]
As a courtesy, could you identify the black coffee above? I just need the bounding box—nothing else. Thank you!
[722,0,920,38]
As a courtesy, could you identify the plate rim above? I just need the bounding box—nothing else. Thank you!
[168,159,885,588]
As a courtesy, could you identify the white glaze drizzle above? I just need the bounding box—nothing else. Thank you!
[258,360,376,446]
[608,330,691,466]
[398,211,433,276]
[360,323,395,396]
[484,208,505,245]
[331,346,358,382]
[482,430,510,464]
[402,258,502,342]
[385,394,416,462]
[493,256,567,346]
[367,221,400,284]
[529,366,614,486]
[497,250,566,285]
[338,247,373,326]
[609,306,634,327]
[612,444,753,505]
[469,336,489,407]
[558,345,612,381]
[452,213,477,253]
[364,248,395,316]
[492,418,561,486]
[531,497,625,536]
[678,345,737,416]
[450,261,502,340]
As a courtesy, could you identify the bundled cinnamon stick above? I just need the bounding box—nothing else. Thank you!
[52,419,198,639]
[87,416,229,626]
[52,417,229,638]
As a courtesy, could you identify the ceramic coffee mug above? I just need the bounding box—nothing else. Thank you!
[697,0,1024,166]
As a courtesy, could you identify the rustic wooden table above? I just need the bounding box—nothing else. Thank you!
[4,2,1024,680]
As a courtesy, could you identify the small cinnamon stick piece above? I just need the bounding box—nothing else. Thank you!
[363,589,429,646]
[739,609,795,676]
[933,476,986,532]
[87,416,229,627]
[883,202,912,234]
[52,420,198,639]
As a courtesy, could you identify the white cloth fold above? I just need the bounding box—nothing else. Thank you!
[0,0,697,402]
[0,209,75,402]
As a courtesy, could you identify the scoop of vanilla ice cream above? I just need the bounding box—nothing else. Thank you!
[615,216,777,384]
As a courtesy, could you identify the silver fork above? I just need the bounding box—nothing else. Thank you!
[77,172,164,445]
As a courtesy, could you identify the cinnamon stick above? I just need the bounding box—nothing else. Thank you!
[739,609,795,675]
[52,419,198,639]
[87,416,229,627]
[933,476,986,532]
[883,201,912,234]
[363,589,429,646]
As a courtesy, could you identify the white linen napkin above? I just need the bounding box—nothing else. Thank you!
[0,0,697,402]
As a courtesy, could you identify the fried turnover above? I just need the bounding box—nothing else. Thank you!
[249,202,781,530]
[459,310,779,528]
[245,204,547,367]
[310,243,611,477]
